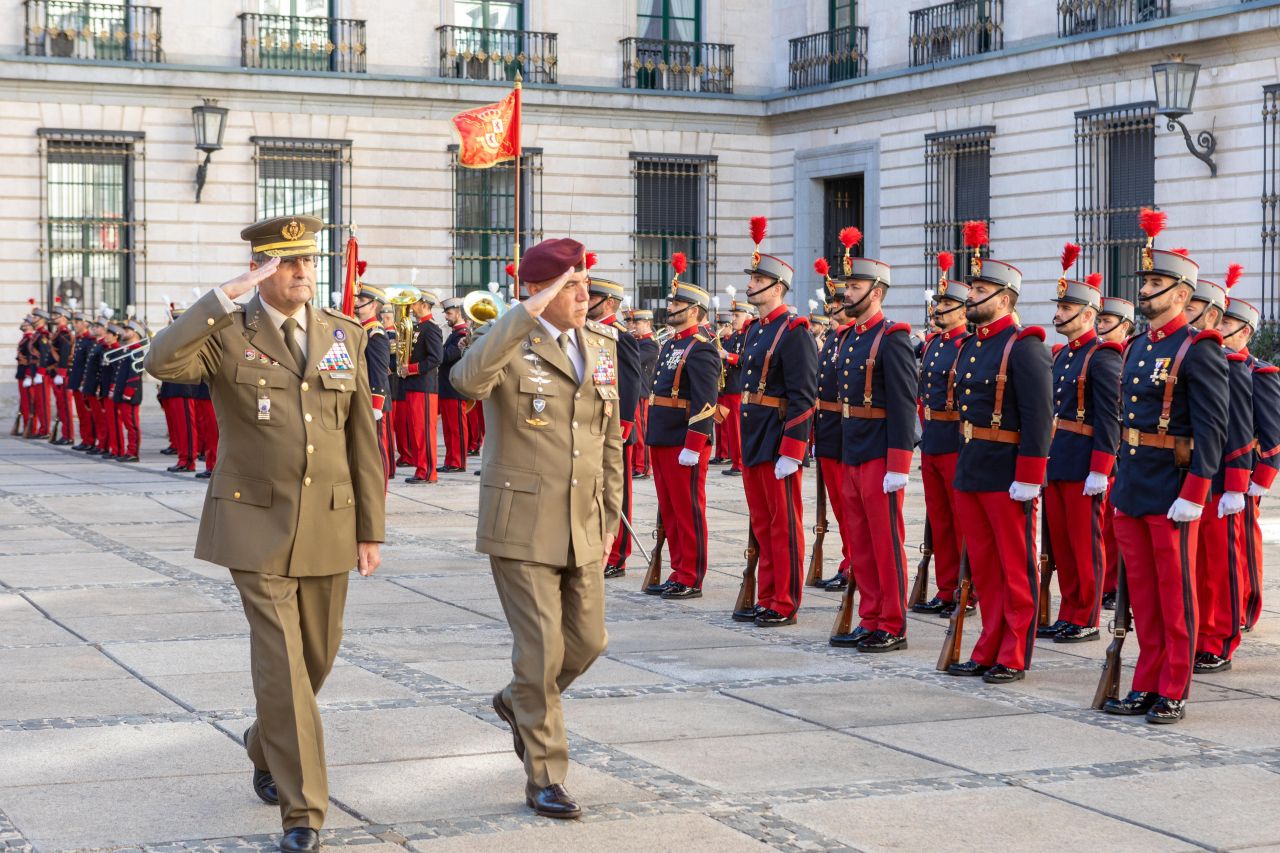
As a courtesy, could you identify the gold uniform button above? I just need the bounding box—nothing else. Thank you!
[1128,413,1136,420]
[961,404,969,411]
[303,476,311,486]
[233,491,241,500]
[1138,361,1145,367]
[1130,448,1137,456]
[572,421,578,429]
[575,392,581,399]
[573,449,580,457]
[1132,378,1139,385]
[1131,395,1138,402]
[965,372,971,378]
[346,498,353,505]
[970,357,977,363]
[207,318,215,326]
[301,381,309,391]
[339,384,346,391]
[571,478,578,487]
[306,444,314,454]
[304,413,313,422]
[258,378,266,386]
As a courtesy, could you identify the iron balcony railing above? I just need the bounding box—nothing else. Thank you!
[1058,0,1169,36]
[620,37,733,94]
[437,25,557,84]
[910,0,1003,67]
[24,0,163,63]
[239,12,366,73]
[788,26,868,90]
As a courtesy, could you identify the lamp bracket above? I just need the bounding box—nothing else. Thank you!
[194,151,214,203]
[1165,116,1218,178]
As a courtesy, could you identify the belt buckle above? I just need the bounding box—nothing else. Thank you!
[962,421,973,443]
[1126,428,1140,448]
[924,408,932,421]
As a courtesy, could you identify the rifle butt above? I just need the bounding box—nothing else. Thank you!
[734,537,760,612]
[1091,649,1122,710]
[908,557,929,609]
[936,579,971,672]
[805,536,824,587]
[1037,556,1052,627]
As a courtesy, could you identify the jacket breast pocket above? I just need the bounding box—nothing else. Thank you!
[235,363,290,428]
[592,385,619,435]
[517,376,558,430]
[478,465,540,545]
[319,372,355,430]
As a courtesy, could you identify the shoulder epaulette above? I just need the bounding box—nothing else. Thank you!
[1255,363,1280,374]
[1096,341,1123,353]
[788,316,810,331]
[586,319,618,340]
[1227,351,1249,362]
[369,325,386,337]
[1017,326,1046,342]
[692,333,709,343]
[925,331,938,344]
[321,307,359,326]
[1051,343,1065,357]
[742,318,755,330]
[886,321,912,336]
[1194,328,1224,345]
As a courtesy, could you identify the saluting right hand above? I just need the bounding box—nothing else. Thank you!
[220,257,281,300]
[519,268,574,320]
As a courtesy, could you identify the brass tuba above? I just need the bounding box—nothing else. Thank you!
[462,289,506,327]
[385,286,422,374]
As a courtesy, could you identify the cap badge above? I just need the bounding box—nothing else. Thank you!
[282,219,304,241]
[843,255,852,277]
[938,280,948,296]
[1057,279,1068,299]
[1142,246,1154,271]
[970,255,983,277]
[751,249,761,270]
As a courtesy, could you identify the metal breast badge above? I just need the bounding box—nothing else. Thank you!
[523,344,550,426]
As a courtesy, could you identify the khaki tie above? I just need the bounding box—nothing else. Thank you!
[280,317,305,370]
[557,332,571,358]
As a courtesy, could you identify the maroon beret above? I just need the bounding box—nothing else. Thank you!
[519,238,586,284]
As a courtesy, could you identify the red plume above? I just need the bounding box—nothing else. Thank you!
[355,260,367,277]
[1060,242,1081,273]
[1138,208,1166,239]
[1225,263,1243,290]
[749,216,767,246]
[504,262,516,278]
[813,257,830,278]
[28,298,35,306]
[937,251,954,274]
[838,227,862,250]
[54,296,62,305]
[671,252,687,275]
[1171,247,1189,257]
[962,220,988,249]
[585,251,598,270]
[1085,272,1103,290]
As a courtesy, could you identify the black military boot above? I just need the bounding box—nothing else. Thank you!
[1146,696,1186,724]
[1102,690,1156,716]
[1193,651,1231,674]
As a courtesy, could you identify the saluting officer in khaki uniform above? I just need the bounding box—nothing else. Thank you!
[451,238,623,820]
[145,216,385,853]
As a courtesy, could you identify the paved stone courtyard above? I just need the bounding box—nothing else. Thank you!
[3,398,1280,852]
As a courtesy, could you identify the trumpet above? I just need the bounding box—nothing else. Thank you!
[463,290,506,326]
[102,340,150,370]
[385,286,422,375]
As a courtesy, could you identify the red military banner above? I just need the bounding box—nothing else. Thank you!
[451,87,521,169]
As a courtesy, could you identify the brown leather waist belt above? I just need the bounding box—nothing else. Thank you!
[650,395,689,410]
[962,420,1021,444]
[1125,428,1193,452]
[1054,418,1094,437]
[742,391,786,410]
[816,399,842,413]
[924,408,960,422]
[842,403,887,419]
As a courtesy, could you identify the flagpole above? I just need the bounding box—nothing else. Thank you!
[512,71,523,297]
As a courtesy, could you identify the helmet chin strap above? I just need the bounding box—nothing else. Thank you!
[964,287,1005,314]
[746,278,783,299]
[840,287,874,320]
[665,303,691,325]
[933,301,964,320]
[1136,278,1183,307]
[1053,304,1086,331]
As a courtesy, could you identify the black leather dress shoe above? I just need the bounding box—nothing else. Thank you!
[117,455,139,462]
[643,579,673,596]
[492,692,525,759]
[721,468,742,477]
[72,442,90,451]
[982,664,1025,684]
[819,574,849,591]
[661,582,702,600]
[253,767,279,805]
[1194,651,1232,673]
[830,625,871,648]
[404,476,432,484]
[1146,696,1186,724]
[911,595,947,614]
[527,783,582,819]
[167,463,195,473]
[754,608,796,627]
[278,827,320,853]
[710,456,728,465]
[946,659,991,677]
[439,465,466,473]
[1102,690,1157,715]
[195,470,212,479]
[939,600,975,618]
[1054,624,1100,643]
[160,446,178,456]
[1101,592,1117,611]
[633,473,651,480]
[603,563,626,579]
[84,447,102,455]
[857,630,907,653]
[732,604,764,622]
[1036,619,1068,639]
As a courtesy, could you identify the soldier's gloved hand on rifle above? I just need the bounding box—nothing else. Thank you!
[1083,472,1109,497]
[1008,481,1040,502]
[678,448,699,466]
[21,378,31,388]
[1166,498,1203,523]
[1248,481,1269,499]
[774,456,801,480]
[1218,491,1246,518]
[882,472,908,494]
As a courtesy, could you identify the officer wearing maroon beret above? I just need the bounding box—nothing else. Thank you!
[1103,210,1228,724]
[812,258,855,591]
[945,221,1054,684]
[732,216,819,627]
[1041,248,1122,644]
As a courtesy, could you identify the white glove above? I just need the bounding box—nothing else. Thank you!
[33,374,43,385]
[882,471,909,493]
[1167,498,1203,523]
[53,375,63,386]
[21,378,31,388]
[678,448,700,466]
[372,409,383,421]
[1083,472,1109,497]
[774,456,801,479]
[1248,481,1268,499]
[1009,481,1040,502]
[1218,491,1246,517]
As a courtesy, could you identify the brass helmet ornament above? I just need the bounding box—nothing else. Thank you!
[936,251,954,296]
[814,257,834,300]
[1058,242,1081,300]
[839,227,861,277]
[962,220,988,277]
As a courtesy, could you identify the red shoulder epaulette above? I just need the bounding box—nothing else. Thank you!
[1017,326,1046,342]
[886,321,912,336]
[742,318,756,331]
[788,316,810,331]
[1227,351,1249,362]
[1194,329,1224,345]
[1051,343,1064,357]
[1096,341,1123,353]
[925,331,938,344]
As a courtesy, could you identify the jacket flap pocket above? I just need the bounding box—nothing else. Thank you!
[211,474,273,507]
[332,481,355,510]
[319,373,356,392]
[596,385,619,400]
[519,377,558,395]
[480,465,541,493]
[235,363,290,389]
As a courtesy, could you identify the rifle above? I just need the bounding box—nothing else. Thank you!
[1038,509,1056,628]
[641,511,666,591]
[829,564,860,638]
[908,517,933,609]
[1091,556,1130,710]
[805,461,827,587]
[733,528,760,614]
[936,547,972,671]
[10,412,20,436]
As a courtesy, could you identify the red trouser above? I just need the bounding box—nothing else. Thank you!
[717,394,743,470]
[32,376,50,434]
[1195,494,1242,660]
[404,391,438,481]
[466,400,485,453]
[161,397,197,468]
[72,390,94,445]
[742,461,804,617]
[439,398,469,470]
[1044,481,1106,627]
[193,398,218,471]
[19,381,32,431]
[1101,487,1119,595]
[631,399,651,475]
[1114,512,1198,700]
[818,456,853,578]
[920,452,963,602]
[651,445,710,587]
[955,490,1039,671]
[840,457,908,636]
[87,397,105,448]
[95,398,114,453]
[607,458,634,569]
[1241,496,1264,629]
[393,400,410,464]
[103,400,120,456]
[52,376,72,440]
[118,403,139,456]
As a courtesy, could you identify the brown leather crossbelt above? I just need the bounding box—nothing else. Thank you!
[650,395,689,410]
[924,408,960,422]
[962,421,1021,444]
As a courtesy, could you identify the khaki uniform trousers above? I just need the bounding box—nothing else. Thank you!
[490,549,607,795]
[233,570,349,830]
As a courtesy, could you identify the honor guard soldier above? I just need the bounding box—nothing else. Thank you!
[112,319,146,461]
[945,220,1053,684]
[158,304,199,471]
[914,252,972,615]
[15,316,34,436]
[96,320,124,458]
[733,217,819,627]
[1216,283,1280,632]
[628,309,660,479]
[68,305,98,451]
[47,301,75,444]
[584,260,643,578]
[812,257,855,591]
[643,255,721,598]
[192,378,217,478]
[399,289,443,484]
[717,300,751,475]
[27,304,52,438]
[79,312,109,454]
[826,228,916,652]
[355,278,393,485]
[1102,210,1228,724]
[1040,247,1122,643]
[1096,296,1136,608]
[710,308,733,464]
[438,295,471,473]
